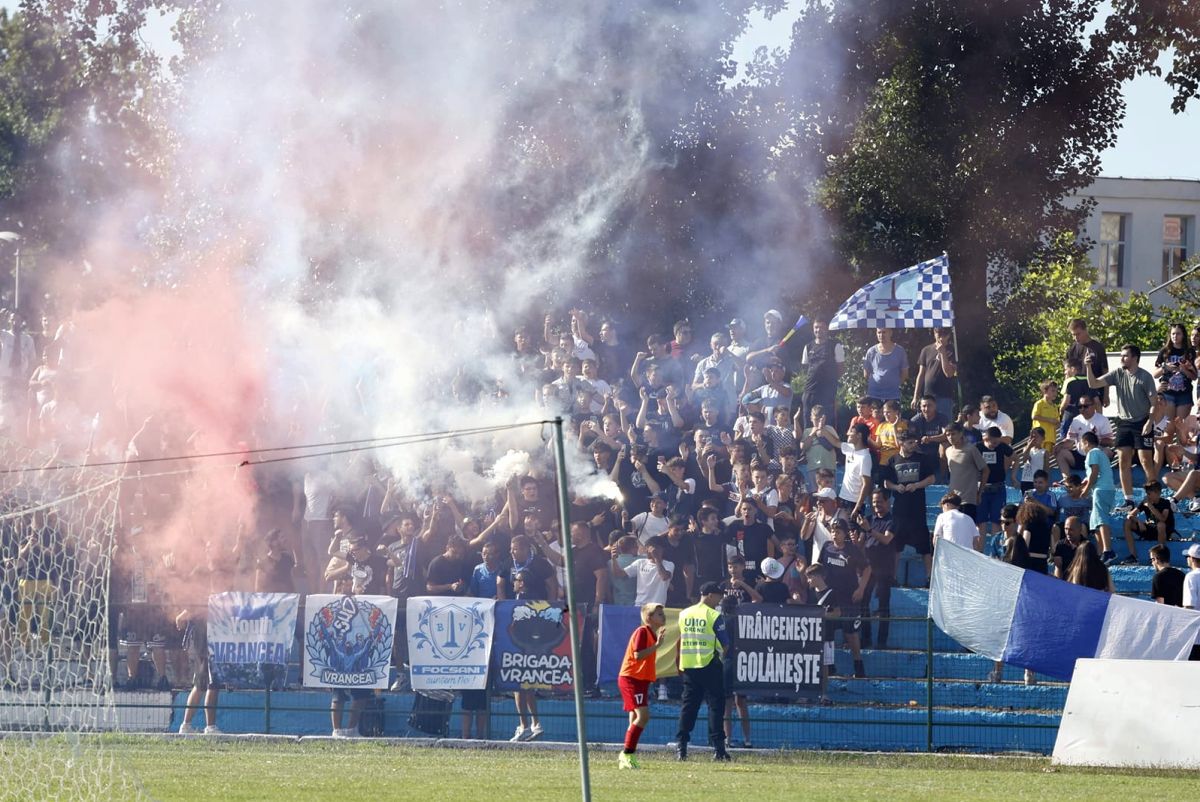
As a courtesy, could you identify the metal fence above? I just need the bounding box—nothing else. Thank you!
[0,607,1063,754]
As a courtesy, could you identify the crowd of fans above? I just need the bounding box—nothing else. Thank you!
[4,304,1200,740]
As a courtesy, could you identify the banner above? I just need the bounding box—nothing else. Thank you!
[207,592,299,689]
[730,604,824,697]
[829,254,954,330]
[930,540,1200,680]
[597,605,682,684]
[491,600,578,691]
[406,596,496,691]
[303,594,399,689]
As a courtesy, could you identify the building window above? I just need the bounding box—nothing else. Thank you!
[1098,212,1128,288]
[1163,215,1193,283]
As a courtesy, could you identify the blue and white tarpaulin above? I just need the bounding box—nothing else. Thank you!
[302,594,399,689]
[829,255,954,330]
[406,596,496,691]
[929,541,1200,680]
[207,592,299,689]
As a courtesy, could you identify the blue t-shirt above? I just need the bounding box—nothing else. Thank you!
[1058,493,1092,524]
[1086,448,1114,493]
[467,562,509,599]
[863,345,908,400]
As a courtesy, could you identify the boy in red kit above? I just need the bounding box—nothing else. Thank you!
[617,603,667,769]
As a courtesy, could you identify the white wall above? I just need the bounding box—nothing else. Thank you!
[1074,177,1200,299]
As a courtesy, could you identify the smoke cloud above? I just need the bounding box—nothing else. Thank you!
[22,2,828,580]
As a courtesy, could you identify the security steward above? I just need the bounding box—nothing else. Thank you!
[674,582,732,761]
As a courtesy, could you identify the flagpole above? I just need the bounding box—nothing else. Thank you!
[551,416,592,802]
[943,252,961,413]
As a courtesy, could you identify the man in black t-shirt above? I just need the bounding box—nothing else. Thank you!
[722,499,778,585]
[857,489,897,649]
[1121,481,1176,565]
[692,507,731,588]
[817,519,868,678]
[977,427,1014,546]
[660,516,697,605]
[908,395,949,463]
[800,319,843,428]
[508,535,558,600]
[1150,544,1186,606]
[884,432,937,576]
[912,329,957,419]
[424,537,473,596]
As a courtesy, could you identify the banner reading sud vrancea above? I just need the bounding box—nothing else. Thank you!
[303,594,399,690]
[731,603,824,698]
[406,596,496,691]
[207,592,299,689]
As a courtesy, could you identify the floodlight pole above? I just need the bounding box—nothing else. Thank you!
[551,416,592,802]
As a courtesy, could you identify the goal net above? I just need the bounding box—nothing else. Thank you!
[0,438,143,800]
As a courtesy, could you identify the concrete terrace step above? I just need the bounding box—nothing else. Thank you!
[173,690,1062,753]
[832,649,1051,684]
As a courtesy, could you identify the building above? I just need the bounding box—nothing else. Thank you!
[1074,176,1200,298]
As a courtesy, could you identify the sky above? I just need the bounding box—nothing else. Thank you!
[9,3,1199,181]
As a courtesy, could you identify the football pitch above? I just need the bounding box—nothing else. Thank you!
[4,737,1199,802]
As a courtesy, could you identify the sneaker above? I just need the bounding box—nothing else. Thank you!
[510,726,531,742]
[743,741,753,749]
[987,669,1002,684]
[389,678,406,692]
[676,742,688,761]
[178,722,199,734]
[1119,554,1139,565]
[527,722,543,741]
[712,748,732,762]
[1101,550,1118,566]
[657,685,668,701]
[203,725,222,734]
[332,728,347,738]
[617,752,638,770]
[1113,500,1135,513]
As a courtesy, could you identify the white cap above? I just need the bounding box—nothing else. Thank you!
[1185,544,1200,561]
[760,557,784,580]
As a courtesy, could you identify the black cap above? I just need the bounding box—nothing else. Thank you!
[699,581,724,597]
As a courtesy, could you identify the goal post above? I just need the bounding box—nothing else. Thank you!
[0,438,143,799]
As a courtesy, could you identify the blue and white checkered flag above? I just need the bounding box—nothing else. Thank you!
[828,254,955,330]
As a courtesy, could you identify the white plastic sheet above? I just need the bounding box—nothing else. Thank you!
[928,540,1023,660]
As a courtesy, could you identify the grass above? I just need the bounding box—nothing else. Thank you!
[3,736,1199,801]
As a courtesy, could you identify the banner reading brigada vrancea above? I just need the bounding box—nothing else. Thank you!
[731,603,824,698]
[407,596,496,691]
[492,600,580,692]
[597,604,682,684]
[207,592,299,689]
[303,594,398,690]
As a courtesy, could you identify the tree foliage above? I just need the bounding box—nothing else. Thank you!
[992,239,1161,426]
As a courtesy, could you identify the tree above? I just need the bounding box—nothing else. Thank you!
[787,0,1144,401]
[992,240,1161,427]
[0,3,169,304]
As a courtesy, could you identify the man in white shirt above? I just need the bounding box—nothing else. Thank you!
[1183,543,1200,610]
[622,536,675,605]
[976,396,1015,445]
[629,494,670,545]
[839,423,873,519]
[1052,397,1115,476]
[933,493,981,551]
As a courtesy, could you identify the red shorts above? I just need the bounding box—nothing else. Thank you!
[618,676,652,712]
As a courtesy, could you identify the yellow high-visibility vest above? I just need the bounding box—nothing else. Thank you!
[677,602,721,669]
